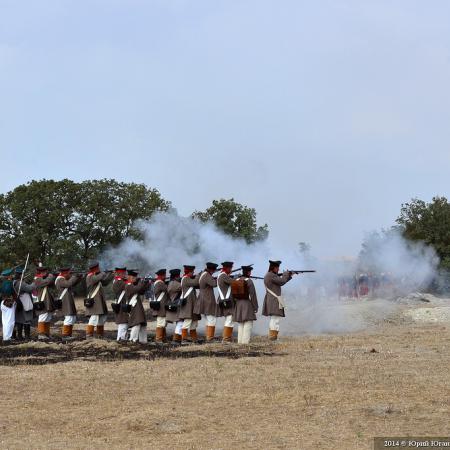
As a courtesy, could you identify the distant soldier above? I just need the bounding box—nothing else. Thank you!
[179,265,200,344]
[195,262,218,342]
[126,270,148,344]
[13,267,35,340]
[233,265,258,344]
[1,268,16,342]
[262,260,292,341]
[85,261,114,339]
[111,267,129,341]
[152,269,169,343]
[167,269,182,344]
[55,267,83,340]
[216,261,235,343]
[359,273,369,297]
[34,266,56,340]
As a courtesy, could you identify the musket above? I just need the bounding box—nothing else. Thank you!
[245,271,316,280]
[286,270,316,274]
[17,253,30,296]
[215,264,253,274]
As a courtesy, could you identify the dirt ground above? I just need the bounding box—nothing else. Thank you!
[1,300,450,449]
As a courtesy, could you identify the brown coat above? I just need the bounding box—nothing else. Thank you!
[85,271,114,316]
[152,280,169,318]
[194,271,217,316]
[112,277,129,325]
[233,277,258,322]
[166,280,181,323]
[178,275,200,320]
[34,275,56,313]
[55,275,81,316]
[216,272,235,317]
[262,271,292,317]
[127,281,147,327]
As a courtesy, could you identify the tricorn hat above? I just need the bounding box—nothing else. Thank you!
[88,261,100,270]
[59,267,71,272]
[115,267,127,272]
[155,269,167,276]
[241,265,253,272]
[127,269,138,277]
[1,268,14,276]
[183,265,195,271]
[206,262,219,270]
[269,260,282,267]
[169,268,181,277]
[221,261,234,268]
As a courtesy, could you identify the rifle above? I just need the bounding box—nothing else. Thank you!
[17,253,30,296]
[245,271,316,280]
[287,270,316,274]
[143,275,170,282]
[215,264,253,274]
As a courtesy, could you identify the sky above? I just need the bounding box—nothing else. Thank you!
[1,0,449,259]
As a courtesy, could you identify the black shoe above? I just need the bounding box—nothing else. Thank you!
[16,324,24,341]
[24,325,31,340]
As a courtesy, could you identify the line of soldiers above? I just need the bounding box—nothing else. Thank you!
[0,259,296,344]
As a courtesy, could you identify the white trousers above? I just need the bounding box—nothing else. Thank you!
[206,315,216,326]
[1,301,16,340]
[237,321,253,344]
[117,323,128,341]
[269,316,281,331]
[181,319,198,330]
[224,315,233,328]
[38,312,53,323]
[88,314,107,326]
[174,321,183,335]
[156,317,167,328]
[64,315,77,325]
[130,325,147,343]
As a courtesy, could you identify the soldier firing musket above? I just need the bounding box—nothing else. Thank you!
[232,265,259,344]
[262,260,296,341]
[195,262,219,342]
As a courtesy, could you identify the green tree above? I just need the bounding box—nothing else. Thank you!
[192,198,269,244]
[0,179,170,267]
[396,196,450,269]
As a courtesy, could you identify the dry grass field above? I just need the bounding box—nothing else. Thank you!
[1,301,450,449]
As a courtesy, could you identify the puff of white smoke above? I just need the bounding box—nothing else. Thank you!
[102,210,274,274]
[358,229,440,293]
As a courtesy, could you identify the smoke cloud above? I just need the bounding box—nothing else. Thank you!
[102,212,439,335]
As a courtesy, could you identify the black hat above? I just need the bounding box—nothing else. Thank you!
[221,261,234,268]
[169,269,181,277]
[36,266,48,273]
[115,267,126,272]
[59,267,71,272]
[241,265,253,272]
[183,265,195,271]
[155,269,167,276]
[206,262,219,270]
[127,269,138,277]
[269,260,282,267]
[88,261,100,270]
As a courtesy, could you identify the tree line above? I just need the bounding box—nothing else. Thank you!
[0,179,268,267]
